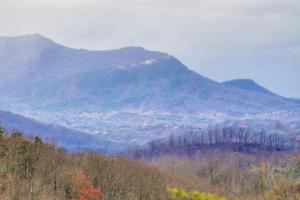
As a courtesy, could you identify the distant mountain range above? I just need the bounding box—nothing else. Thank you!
[0,34,299,115]
[0,34,299,151]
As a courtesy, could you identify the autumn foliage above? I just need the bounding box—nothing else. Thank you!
[167,188,227,200]
[2,127,300,200]
[0,128,168,200]
[70,171,102,200]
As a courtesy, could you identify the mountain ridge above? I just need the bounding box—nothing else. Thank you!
[223,79,275,95]
[0,34,299,115]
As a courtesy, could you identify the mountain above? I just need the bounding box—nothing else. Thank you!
[1,34,300,152]
[288,98,300,105]
[0,109,105,151]
[0,34,299,115]
[223,79,300,107]
[223,79,274,95]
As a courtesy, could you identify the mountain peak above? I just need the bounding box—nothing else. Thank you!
[226,79,257,85]
[119,46,146,51]
[0,33,59,47]
[1,33,49,41]
[23,33,48,39]
[114,46,171,59]
[223,79,274,95]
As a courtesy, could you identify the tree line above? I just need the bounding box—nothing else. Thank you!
[132,125,300,158]
[1,125,300,200]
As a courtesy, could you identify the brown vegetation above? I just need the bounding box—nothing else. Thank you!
[152,152,300,200]
[0,127,168,200]
[1,126,300,199]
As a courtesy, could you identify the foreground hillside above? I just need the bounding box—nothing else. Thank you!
[1,127,300,200]
[153,152,300,200]
[0,127,168,200]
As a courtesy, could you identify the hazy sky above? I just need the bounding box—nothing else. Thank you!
[1,0,299,97]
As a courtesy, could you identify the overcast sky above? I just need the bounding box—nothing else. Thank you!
[1,0,299,97]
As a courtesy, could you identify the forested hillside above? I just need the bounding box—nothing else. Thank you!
[153,152,300,200]
[1,127,300,200]
[0,127,168,200]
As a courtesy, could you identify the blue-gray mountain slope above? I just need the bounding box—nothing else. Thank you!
[0,109,104,151]
[223,79,275,95]
[0,34,299,114]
